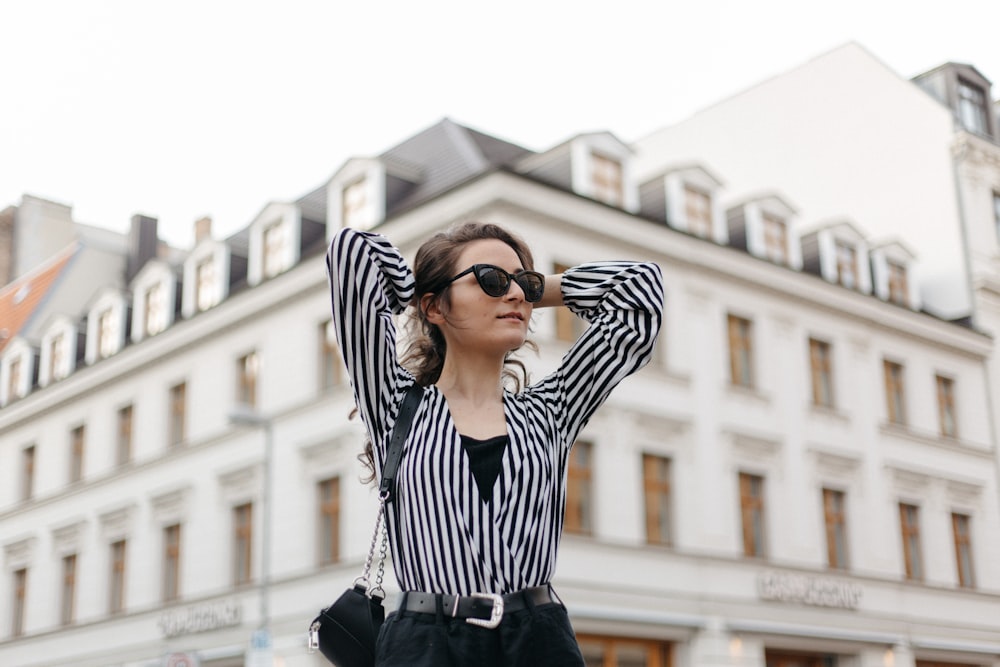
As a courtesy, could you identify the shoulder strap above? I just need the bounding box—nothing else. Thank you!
[378,383,423,503]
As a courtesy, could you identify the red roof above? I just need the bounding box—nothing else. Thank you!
[0,246,76,354]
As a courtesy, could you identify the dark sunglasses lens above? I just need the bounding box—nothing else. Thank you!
[516,273,544,302]
[476,266,510,296]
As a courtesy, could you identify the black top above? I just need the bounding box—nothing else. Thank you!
[460,434,509,503]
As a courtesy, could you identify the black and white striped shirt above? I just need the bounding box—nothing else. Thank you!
[327,228,663,596]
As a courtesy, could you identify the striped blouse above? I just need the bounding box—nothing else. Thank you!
[326,227,664,596]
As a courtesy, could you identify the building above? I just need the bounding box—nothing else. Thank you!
[3,48,1000,667]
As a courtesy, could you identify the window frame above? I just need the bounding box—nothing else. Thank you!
[952,512,975,588]
[822,488,848,570]
[169,382,187,447]
[957,77,989,135]
[727,314,754,389]
[163,524,182,601]
[117,404,134,465]
[70,424,86,483]
[318,477,341,565]
[565,440,594,535]
[576,634,673,667]
[590,151,624,207]
[899,503,923,581]
[12,568,27,637]
[61,553,77,625]
[808,338,834,408]
[643,454,673,546]
[761,212,788,265]
[21,444,35,501]
[683,183,713,238]
[233,502,253,586]
[936,374,958,438]
[109,539,127,614]
[883,360,906,425]
[237,352,259,409]
[739,472,766,558]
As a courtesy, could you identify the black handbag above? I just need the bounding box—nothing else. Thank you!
[308,383,423,667]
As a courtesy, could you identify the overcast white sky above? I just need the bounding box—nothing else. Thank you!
[3,0,999,248]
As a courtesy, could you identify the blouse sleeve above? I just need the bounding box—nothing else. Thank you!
[326,227,415,448]
[530,261,664,447]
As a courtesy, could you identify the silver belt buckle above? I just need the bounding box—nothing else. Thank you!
[466,592,504,629]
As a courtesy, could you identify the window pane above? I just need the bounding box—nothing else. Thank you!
[900,503,922,580]
[318,478,341,565]
[728,315,753,388]
[823,488,848,569]
[809,339,833,408]
[70,425,85,483]
[110,540,127,613]
[61,554,76,625]
[740,473,766,557]
[643,454,672,545]
[835,242,857,289]
[684,185,713,238]
[234,503,253,585]
[237,352,259,408]
[762,213,787,264]
[591,152,623,207]
[936,375,957,438]
[164,524,181,601]
[118,404,134,465]
[952,513,975,588]
[566,441,593,535]
[883,361,906,425]
[169,383,187,447]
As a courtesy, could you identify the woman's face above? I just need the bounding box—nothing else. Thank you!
[432,239,533,354]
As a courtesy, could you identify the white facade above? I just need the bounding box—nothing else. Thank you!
[4,64,1000,666]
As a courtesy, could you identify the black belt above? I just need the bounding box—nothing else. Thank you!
[401,585,558,629]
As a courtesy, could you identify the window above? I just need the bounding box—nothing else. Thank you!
[554,262,585,343]
[169,382,186,447]
[21,445,35,501]
[97,309,116,359]
[884,360,906,425]
[684,184,713,238]
[577,634,672,667]
[952,513,975,588]
[318,477,341,565]
[958,77,989,135]
[49,332,66,381]
[727,315,754,388]
[237,352,259,409]
[739,472,766,558]
[233,503,253,586]
[12,568,27,637]
[8,356,22,400]
[643,454,672,546]
[993,192,1000,242]
[61,554,77,625]
[195,256,217,312]
[117,404,134,465]
[887,261,908,306]
[144,282,166,336]
[899,503,922,581]
[70,425,85,483]
[109,539,127,613]
[835,241,857,289]
[565,441,593,535]
[808,338,833,408]
[262,222,286,278]
[342,177,367,228]
[936,375,957,438]
[319,321,342,392]
[766,651,830,667]
[163,524,181,601]
[590,152,623,207]
[822,488,848,569]
[761,213,788,264]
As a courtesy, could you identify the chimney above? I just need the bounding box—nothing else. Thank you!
[126,214,159,283]
[194,216,212,244]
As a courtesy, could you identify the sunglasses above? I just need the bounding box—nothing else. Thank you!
[439,264,545,303]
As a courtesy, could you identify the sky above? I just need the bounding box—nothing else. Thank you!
[3,0,1000,249]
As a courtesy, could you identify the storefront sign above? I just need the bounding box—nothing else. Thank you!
[757,570,863,610]
[158,600,242,638]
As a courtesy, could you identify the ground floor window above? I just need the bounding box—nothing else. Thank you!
[915,661,983,667]
[577,634,672,667]
[765,651,836,667]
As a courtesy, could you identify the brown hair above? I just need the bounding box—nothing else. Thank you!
[357,221,537,482]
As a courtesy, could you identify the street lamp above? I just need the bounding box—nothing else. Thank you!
[228,404,274,666]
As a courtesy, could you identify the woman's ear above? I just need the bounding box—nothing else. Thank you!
[421,293,446,325]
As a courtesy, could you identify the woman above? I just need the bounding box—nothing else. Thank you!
[327,221,663,666]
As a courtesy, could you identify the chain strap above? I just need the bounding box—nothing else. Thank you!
[355,491,389,599]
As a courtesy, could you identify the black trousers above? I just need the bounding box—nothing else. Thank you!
[375,591,585,667]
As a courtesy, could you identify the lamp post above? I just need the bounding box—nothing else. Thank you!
[228,404,274,666]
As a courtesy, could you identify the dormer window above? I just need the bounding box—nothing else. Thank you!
[144,282,166,337]
[98,309,116,359]
[342,177,368,229]
[761,213,788,265]
[8,356,22,401]
[590,152,623,207]
[196,256,217,312]
[958,77,989,135]
[835,241,858,289]
[684,185,713,238]
[888,261,909,306]
[262,222,287,279]
[49,332,66,381]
